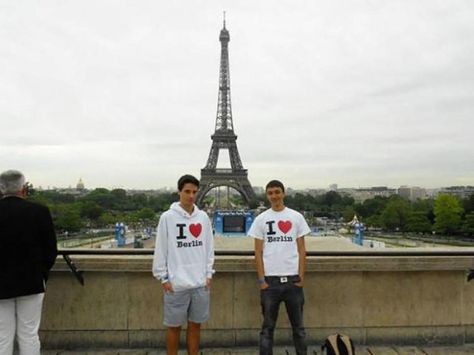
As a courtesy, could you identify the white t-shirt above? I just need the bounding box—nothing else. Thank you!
[248,207,311,276]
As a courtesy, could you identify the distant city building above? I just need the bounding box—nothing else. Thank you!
[76,178,85,191]
[438,186,474,199]
[340,186,396,202]
[397,186,411,200]
[425,188,440,198]
[411,186,426,201]
[329,184,338,191]
[284,188,327,197]
[306,188,327,197]
[397,186,426,201]
[126,189,168,197]
[54,187,87,196]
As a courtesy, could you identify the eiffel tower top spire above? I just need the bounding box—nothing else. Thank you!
[214,13,233,134]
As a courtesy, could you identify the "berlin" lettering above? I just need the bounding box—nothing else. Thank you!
[177,240,203,248]
[267,235,293,243]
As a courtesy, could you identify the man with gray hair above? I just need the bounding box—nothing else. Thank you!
[0,170,57,355]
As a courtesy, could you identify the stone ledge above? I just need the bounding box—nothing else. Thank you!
[39,345,474,355]
[52,255,474,273]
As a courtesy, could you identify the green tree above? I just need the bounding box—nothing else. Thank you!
[462,212,474,238]
[343,206,356,223]
[129,193,149,210]
[135,207,156,221]
[79,201,104,221]
[406,211,432,233]
[28,193,51,208]
[463,194,474,214]
[379,196,411,231]
[111,188,127,201]
[30,190,75,204]
[247,197,261,210]
[365,215,382,228]
[84,188,116,209]
[412,198,435,223]
[99,212,119,226]
[123,212,140,225]
[286,193,312,211]
[433,194,464,235]
[54,205,83,232]
[150,192,179,211]
[354,196,388,221]
[321,191,343,207]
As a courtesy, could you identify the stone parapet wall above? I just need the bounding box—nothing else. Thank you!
[40,255,474,349]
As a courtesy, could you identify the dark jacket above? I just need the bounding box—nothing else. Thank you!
[0,196,58,299]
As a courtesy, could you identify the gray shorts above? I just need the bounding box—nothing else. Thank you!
[163,286,210,327]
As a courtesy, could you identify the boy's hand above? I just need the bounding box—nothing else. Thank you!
[162,282,174,293]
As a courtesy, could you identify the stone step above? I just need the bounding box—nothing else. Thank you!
[41,344,474,355]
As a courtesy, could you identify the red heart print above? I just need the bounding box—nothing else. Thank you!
[278,220,292,234]
[189,223,202,238]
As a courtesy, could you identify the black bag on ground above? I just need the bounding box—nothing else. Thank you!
[321,333,355,355]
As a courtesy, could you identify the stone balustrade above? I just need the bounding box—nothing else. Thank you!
[40,253,474,349]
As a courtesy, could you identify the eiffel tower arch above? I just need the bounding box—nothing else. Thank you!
[196,17,256,207]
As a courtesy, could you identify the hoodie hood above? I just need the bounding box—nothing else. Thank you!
[169,202,200,219]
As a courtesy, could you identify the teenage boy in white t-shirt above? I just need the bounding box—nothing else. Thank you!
[248,180,311,355]
[152,174,215,355]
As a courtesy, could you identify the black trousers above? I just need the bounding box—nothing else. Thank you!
[259,276,306,355]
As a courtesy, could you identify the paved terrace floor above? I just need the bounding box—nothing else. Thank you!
[213,234,366,251]
[140,234,368,251]
[39,345,474,354]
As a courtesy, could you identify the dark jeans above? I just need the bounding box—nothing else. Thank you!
[259,276,306,355]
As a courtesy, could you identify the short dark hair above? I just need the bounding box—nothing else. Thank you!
[265,180,285,193]
[177,174,200,191]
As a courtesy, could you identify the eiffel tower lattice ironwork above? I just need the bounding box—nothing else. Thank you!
[196,18,256,207]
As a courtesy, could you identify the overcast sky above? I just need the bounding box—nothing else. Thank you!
[1,1,473,190]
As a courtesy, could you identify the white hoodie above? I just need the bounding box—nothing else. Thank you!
[152,202,214,292]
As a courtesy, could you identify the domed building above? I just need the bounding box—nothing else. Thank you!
[76,178,85,191]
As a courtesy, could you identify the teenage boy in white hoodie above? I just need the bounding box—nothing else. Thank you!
[248,180,310,355]
[153,175,214,355]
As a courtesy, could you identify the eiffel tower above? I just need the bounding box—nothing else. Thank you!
[196,17,256,207]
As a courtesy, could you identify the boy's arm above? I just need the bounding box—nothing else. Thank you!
[296,236,306,287]
[152,216,169,282]
[254,238,268,290]
[249,217,268,290]
[206,217,215,283]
